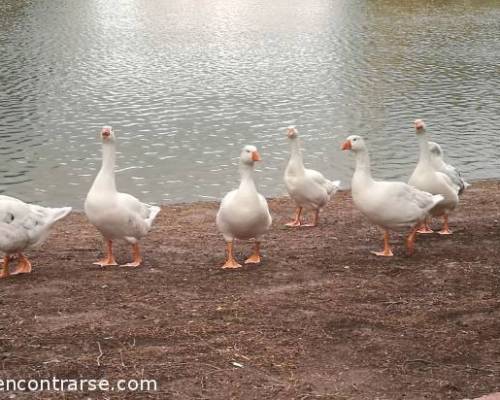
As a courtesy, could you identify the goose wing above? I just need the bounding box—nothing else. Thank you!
[305,169,340,194]
[117,192,160,237]
[0,196,71,249]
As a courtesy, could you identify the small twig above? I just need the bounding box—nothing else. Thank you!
[119,350,126,367]
[96,341,103,367]
[405,359,436,365]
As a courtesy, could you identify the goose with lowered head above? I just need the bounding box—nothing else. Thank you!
[85,126,160,267]
[408,120,459,234]
[0,195,71,278]
[284,127,340,227]
[341,135,443,256]
[216,145,272,269]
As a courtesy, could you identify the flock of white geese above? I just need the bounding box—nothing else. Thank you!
[0,119,469,276]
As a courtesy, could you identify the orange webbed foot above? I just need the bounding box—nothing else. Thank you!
[371,249,394,257]
[438,216,452,235]
[222,259,242,269]
[121,260,142,268]
[285,207,303,227]
[121,244,142,267]
[93,259,118,267]
[302,210,320,227]
[12,255,32,275]
[244,254,261,264]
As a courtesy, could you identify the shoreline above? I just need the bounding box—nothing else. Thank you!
[55,177,500,213]
[0,180,499,399]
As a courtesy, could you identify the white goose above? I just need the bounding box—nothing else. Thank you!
[341,135,443,256]
[84,126,160,267]
[216,145,272,269]
[0,195,71,278]
[428,141,469,195]
[408,120,460,234]
[284,127,340,227]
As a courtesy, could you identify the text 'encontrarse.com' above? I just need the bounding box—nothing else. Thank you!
[0,378,158,392]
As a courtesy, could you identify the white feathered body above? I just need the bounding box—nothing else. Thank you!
[85,191,160,244]
[285,138,339,210]
[351,178,443,232]
[84,141,160,244]
[348,142,443,232]
[409,137,460,217]
[428,143,469,195]
[0,195,71,255]
[216,170,272,242]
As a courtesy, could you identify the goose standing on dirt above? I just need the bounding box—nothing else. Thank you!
[0,195,71,278]
[341,135,443,256]
[428,141,469,195]
[284,127,340,227]
[216,145,272,269]
[85,126,160,267]
[408,120,460,234]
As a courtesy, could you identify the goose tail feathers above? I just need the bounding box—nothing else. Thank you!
[146,206,161,228]
[326,180,341,195]
[50,207,72,223]
[431,194,445,208]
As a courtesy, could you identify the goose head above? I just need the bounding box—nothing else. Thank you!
[341,135,365,153]
[414,119,426,134]
[240,145,261,166]
[428,141,443,157]
[100,126,116,143]
[287,126,299,140]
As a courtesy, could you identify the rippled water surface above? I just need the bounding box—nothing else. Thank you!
[1,0,500,208]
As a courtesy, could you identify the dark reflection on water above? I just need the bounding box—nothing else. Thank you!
[1,0,499,208]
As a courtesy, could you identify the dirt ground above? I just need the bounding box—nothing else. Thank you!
[0,180,499,399]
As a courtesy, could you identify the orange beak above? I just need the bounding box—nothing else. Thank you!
[252,151,261,161]
[414,119,425,130]
[341,140,352,150]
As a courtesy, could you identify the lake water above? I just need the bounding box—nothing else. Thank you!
[1,0,500,208]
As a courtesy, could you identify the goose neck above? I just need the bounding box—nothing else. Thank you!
[287,138,305,174]
[353,149,373,183]
[92,142,117,192]
[239,163,257,192]
[417,132,432,163]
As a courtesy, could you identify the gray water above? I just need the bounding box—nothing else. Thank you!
[1,0,500,208]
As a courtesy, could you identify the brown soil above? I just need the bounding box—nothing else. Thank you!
[1,181,499,399]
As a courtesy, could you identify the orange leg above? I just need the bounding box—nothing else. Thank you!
[371,230,394,257]
[222,241,242,269]
[416,217,434,234]
[245,242,261,264]
[285,207,303,227]
[406,226,418,256]
[12,253,32,275]
[438,215,452,235]
[93,240,118,267]
[122,243,143,267]
[303,209,320,227]
[0,256,10,279]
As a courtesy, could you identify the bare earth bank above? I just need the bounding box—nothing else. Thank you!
[1,181,499,399]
